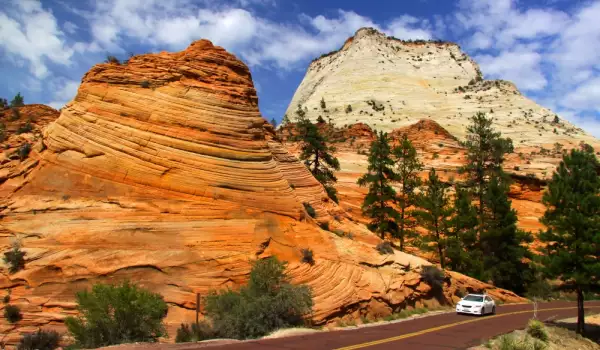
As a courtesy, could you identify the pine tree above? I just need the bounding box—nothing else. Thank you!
[446,187,481,274]
[10,92,24,107]
[481,173,532,293]
[270,118,277,127]
[320,97,326,109]
[281,114,290,125]
[357,132,399,239]
[414,169,453,269]
[539,147,600,335]
[393,134,422,251]
[295,105,340,203]
[459,112,513,237]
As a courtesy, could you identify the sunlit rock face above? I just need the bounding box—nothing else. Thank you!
[0,39,525,345]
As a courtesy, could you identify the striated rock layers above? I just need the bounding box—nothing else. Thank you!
[284,27,600,180]
[0,40,523,345]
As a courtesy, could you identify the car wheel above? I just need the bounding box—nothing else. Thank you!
[492,306,496,315]
[480,308,485,316]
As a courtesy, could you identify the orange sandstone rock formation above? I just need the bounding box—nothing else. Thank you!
[0,40,523,346]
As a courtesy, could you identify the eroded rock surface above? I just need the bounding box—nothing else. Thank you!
[0,40,524,346]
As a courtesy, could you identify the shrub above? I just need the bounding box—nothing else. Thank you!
[4,304,22,323]
[3,293,10,303]
[65,281,168,348]
[420,266,445,293]
[18,143,31,161]
[175,321,215,343]
[204,257,313,340]
[345,105,352,113]
[526,320,548,342]
[16,121,32,134]
[10,107,21,121]
[18,329,61,350]
[301,248,314,265]
[105,55,121,64]
[376,241,394,255]
[10,92,24,107]
[303,202,316,218]
[3,240,25,273]
[316,115,326,124]
[0,98,7,109]
[525,277,554,300]
[320,98,326,109]
[0,123,5,142]
[319,222,329,231]
[140,80,150,88]
[325,185,339,204]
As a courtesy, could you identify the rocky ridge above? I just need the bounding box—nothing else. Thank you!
[0,40,522,346]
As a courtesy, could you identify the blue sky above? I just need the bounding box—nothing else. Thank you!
[1,0,600,136]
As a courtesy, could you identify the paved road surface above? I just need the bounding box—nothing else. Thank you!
[203,301,600,350]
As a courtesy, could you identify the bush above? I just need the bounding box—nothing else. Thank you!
[376,241,394,255]
[18,329,61,350]
[4,304,22,323]
[175,321,215,343]
[345,105,352,113]
[316,115,325,123]
[301,248,314,265]
[3,293,10,303]
[303,202,316,218]
[525,277,554,300]
[0,123,5,142]
[325,185,339,204]
[421,266,445,292]
[203,257,312,340]
[105,55,121,64]
[16,121,32,134]
[3,241,25,273]
[0,98,7,109]
[65,281,168,348]
[140,80,150,88]
[10,107,21,121]
[526,320,548,342]
[18,143,32,161]
[10,92,24,107]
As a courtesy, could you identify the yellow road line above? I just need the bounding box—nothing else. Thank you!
[335,306,600,350]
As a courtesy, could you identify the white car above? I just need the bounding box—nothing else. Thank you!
[456,294,496,316]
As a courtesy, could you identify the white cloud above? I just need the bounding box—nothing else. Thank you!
[476,48,547,91]
[63,21,78,34]
[387,15,433,40]
[46,79,80,110]
[563,77,600,112]
[0,0,74,78]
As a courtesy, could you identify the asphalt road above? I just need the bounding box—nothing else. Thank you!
[201,301,600,350]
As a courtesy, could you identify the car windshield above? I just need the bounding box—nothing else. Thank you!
[463,295,484,302]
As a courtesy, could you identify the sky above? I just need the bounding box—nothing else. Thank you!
[1,0,600,137]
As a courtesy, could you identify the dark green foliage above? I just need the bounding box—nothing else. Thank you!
[3,241,25,273]
[4,304,22,323]
[420,266,445,293]
[175,321,215,343]
[204,257,313,339]
[303,202,316,218]
[281,114,290,125]
[357,132,399,239]
[3,293,10,303]
[376,241,394,255]
[480,174,533,293]
[316,115,326,124]
[553,115,560,124]
[10,107,21,121]
[10,92,24,107]
[446,187,481,274]
[320,97,326,109]
[393,134,422,251]
[140,80,150,88]
[301,248,314,264]
[294,105,340,203]
[538,147,600,334]
[16,121,32,134]
[525,273,555,300]
[270,118,277,127]
[18,329,61,350]
[0,122,5,142]
[526,320,548,342]
[19,143,31,161]
[105,55,120,64]
[345,104,352,113]
[0,98,8,109]
[65,281,168,348]
[414,169,453,269]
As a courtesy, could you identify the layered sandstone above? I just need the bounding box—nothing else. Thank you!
[0,41,522,346]
[284,27,600,181]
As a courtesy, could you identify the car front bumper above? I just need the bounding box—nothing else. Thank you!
[456,306,482,314]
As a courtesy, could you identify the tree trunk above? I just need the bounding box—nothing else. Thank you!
[436,228,445,270]
[577,287,585,335]
[399,205,405,251]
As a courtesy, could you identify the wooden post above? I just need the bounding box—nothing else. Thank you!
[195,293,200,326]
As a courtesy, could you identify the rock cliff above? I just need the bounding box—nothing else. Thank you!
[0,40,522,345]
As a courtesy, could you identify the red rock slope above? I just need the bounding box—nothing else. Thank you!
[0,40,523,345]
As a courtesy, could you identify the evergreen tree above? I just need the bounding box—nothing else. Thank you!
[414,169,453,269]
[281,114,290,125]
[539,147,600,335]
[481,173,533,293]
[446,187,481,274]
[0,98,7,110]
[357,132,399,239]
[270,118,277,127]
[320,97,326,109]
[295,105,340,203]
[393,134,422,250]
[10,92,24,107]
[459,112,513,237]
